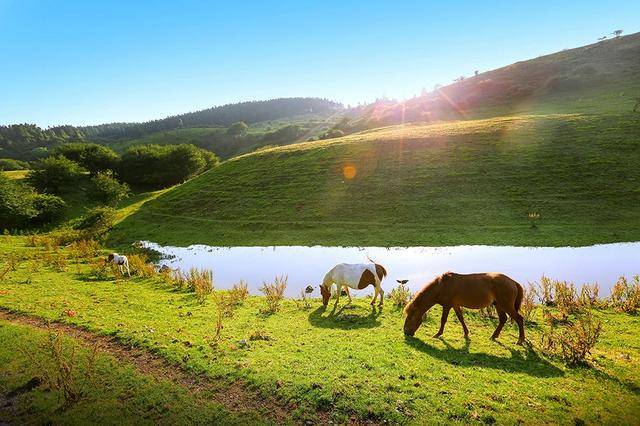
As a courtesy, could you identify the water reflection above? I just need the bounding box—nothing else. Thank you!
[141,242,639,297]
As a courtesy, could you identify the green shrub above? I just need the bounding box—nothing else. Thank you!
[119,144,217,188]
[610,276,640,314]
[87,172,130,206]
[55,143,120,175]
[27,156,85,193]
[75,206,117,238]
[0,173,66,228]
[0,158,29,170]
[33,193,67,223]
[541,311,602,366]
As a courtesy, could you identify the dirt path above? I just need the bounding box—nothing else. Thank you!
[0,308,298,424]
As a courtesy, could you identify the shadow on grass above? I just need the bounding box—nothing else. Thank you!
[307,304,382,329]
[404,335,564,378]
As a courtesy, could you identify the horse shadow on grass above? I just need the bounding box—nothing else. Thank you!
[308,304,383,329]
[404,335,564,378]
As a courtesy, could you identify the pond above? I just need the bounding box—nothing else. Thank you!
[141,242,640,298]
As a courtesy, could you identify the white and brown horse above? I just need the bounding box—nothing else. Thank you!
[320,263,387,307]
[107,253,131,276]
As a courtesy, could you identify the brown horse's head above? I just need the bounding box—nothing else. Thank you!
[403,301,423,336]
[106,253,115,263]
[319,284,331,306]
[403,275,443,336]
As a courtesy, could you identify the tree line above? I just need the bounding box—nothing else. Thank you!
[1,142,218,230]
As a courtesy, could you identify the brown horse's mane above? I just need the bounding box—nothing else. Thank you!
[404,272,452,315]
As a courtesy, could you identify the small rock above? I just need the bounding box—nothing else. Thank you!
[238,339,248,348]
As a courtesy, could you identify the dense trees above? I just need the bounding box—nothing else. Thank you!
[0,174,66,228]
[87,172,131,206]
[79,98,341,140]
[27,156,85,194]
[55,143,119,175]
[0,159,29,171]
[0,124,83,160]
[119,144,218,188]
[226,121,248,136]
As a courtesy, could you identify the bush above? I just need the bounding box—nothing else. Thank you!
[520,284,537,321]
[229,280,249,305]
[86,172,130,206]
[0,173,66,228]
[55,143,119,175]
[127,253,157,278]
[0,158,29,170]
[212,291,235,341]
[226,121,248,136]
[33,193,67,223]
[119,144,217,188]
[27,156,85,193]
[75,206,117,238]
[541,311,602,366]
[389,282,412,308]
[260,275,287,314]
[610,276,640,314]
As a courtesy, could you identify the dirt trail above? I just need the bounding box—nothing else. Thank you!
[0,308,297,424]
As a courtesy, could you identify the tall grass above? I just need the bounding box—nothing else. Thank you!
[540,310,602,366]
[389,282,412,308]
[170,268,214,303]
[609,275,640,314]
[260,275,287,314]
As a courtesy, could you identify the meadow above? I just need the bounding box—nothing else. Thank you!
[109,112,640,248]
[1,236,639,424]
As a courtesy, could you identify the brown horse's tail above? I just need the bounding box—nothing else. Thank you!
[514,281,524,313]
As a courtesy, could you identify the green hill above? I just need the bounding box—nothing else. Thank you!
[342,32,640,128]
[107,34,640,247]
[110,112,640,247]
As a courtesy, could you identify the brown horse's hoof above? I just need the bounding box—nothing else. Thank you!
[433,333,442,338]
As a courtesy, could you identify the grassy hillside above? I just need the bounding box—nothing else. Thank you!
[109,112,640,247]
[1,237,639,424]
[345,33,640,127]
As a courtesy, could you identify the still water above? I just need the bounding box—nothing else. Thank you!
[141,242,639,297]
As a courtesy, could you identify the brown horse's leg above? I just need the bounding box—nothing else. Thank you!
[503,307,526,345]
[434,306,451,338]
[491,309,508,340]
[453,307,469,337]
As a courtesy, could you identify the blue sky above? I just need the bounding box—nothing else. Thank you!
[1,0,638,127]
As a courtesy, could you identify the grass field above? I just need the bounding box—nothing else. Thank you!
[109,112,640,247]
[1,236,639,424]
[0,319,267,425]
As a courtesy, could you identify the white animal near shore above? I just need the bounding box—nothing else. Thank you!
[320,262,387,307]
[107,253,131,276]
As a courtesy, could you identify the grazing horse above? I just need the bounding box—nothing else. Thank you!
[320,263,387,307]
[107,253,131,276]
[403,272,525,345]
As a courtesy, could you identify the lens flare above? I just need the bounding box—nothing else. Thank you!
[342,164,357,179]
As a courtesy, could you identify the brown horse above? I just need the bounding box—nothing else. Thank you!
[403,272,525,345]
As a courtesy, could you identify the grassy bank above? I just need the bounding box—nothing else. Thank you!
[109,113,640,247]
[1,236,639,424]
[0,319,267,425]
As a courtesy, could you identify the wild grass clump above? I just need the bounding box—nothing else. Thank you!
[0,254,19,280]
[534,275,555,306]
[520,284,537,321]
[260,275,287,314]
[212,291,235,341]
[229,280,249,305]
[609,275,640,314]
[127,253,157,278]
[189,268,214,304]
[67,239,100,262]
[88,257,111,280]
[540,311,602,366]
[533,276,584,319]
[20,331,98,409]
[41,249,67,272]
[389,282,412,308]
[579,283,603,309]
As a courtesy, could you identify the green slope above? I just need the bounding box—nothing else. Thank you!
[109,112,640,247]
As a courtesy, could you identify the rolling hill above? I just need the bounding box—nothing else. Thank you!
[109,112,640,247]
[109,34,640,247]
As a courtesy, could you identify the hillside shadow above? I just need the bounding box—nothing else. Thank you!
[307,304,382,329]
[404,335,563,378]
